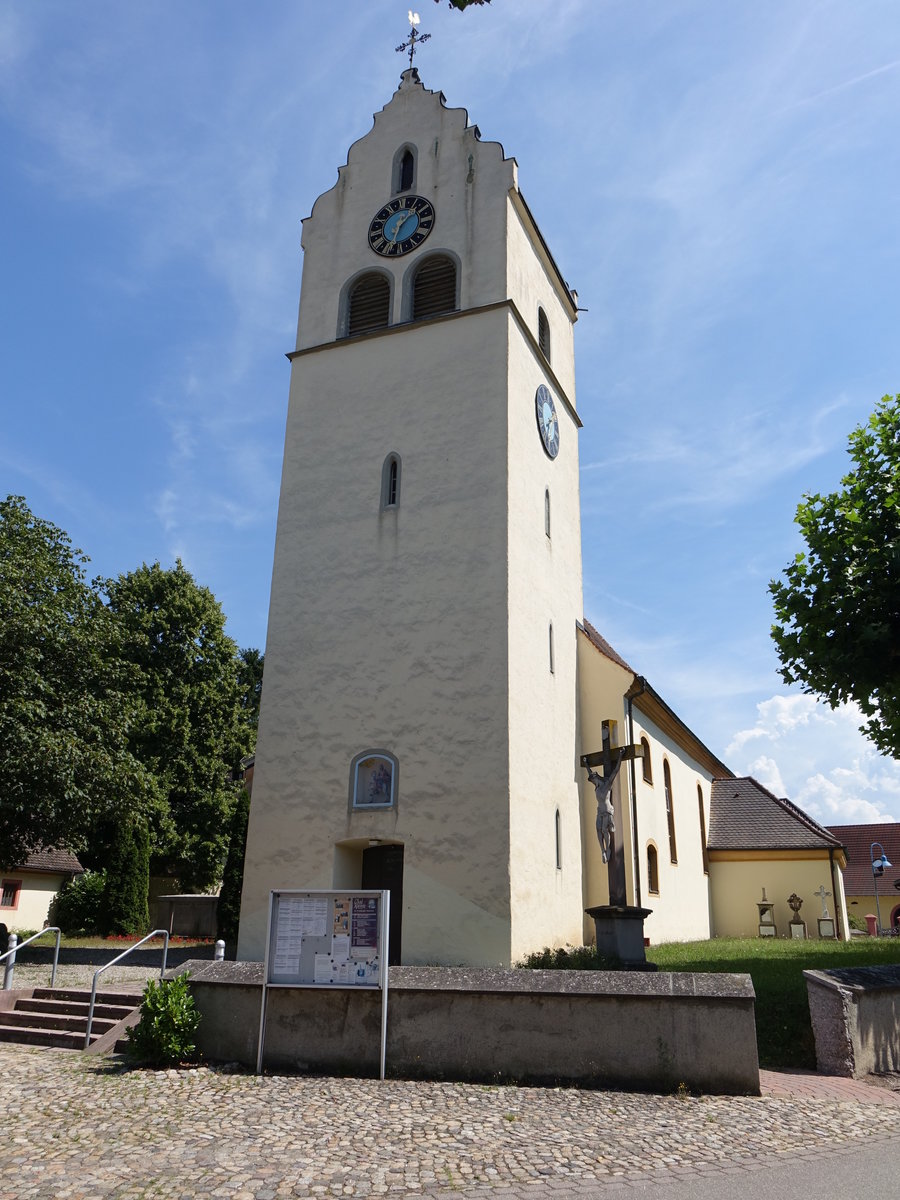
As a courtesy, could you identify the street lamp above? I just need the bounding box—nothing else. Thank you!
[871,842,892,935]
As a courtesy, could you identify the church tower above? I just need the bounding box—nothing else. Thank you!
[238,69,584,966]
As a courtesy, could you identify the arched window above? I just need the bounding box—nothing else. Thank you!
[647,844,659,894]
[538,307,551,362]
[555,808,562,871]
[399,149,414,192]
[698,783,709,874]
[663,760,678,863]
[549,622,555,674]
[393,144,416,194]
[381,453,401,509]
[544,488,551,539]
[412,254,457,320]
[640,737,652,784]
[346,272,391,337]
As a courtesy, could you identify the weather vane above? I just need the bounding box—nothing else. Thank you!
[397,11,431,69]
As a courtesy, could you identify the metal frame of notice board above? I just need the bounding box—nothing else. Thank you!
[256,888,390,1079]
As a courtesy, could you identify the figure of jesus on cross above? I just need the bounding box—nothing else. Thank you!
[581,720,643,909]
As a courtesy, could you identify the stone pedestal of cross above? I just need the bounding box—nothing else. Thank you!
[581,721,655,969]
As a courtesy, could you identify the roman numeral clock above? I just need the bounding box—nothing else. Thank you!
[368,195,436,257]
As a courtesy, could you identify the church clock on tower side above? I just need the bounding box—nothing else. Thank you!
[237,68,585,967]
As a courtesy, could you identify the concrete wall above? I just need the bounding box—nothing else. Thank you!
[186,961,759,1095]
[0,872,67,931]
[156,895,219,939]
[805,965,900,1077]
[709,852,850,940]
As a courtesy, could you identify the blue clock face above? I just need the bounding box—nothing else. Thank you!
[535,385,560,459]
[368,195,435,257]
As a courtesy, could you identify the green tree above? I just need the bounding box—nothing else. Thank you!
[105,561,253,891]
[102,816,150,935]
[216,785,250,947]
[0,496,148,871]
[770,394,900,757]
[237,648,264,735]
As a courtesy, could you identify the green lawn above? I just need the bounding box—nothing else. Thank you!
[651,936,900,1069]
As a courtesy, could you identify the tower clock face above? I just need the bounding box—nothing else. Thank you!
[368,195,435,256]
[535,385,560,459]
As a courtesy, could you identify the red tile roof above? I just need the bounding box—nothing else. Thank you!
[579,620,634,672]
[826,824,900,895]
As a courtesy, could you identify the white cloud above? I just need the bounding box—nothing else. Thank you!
[727,692,900,824]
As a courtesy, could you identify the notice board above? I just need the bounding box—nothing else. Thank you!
[257,889,389,1076]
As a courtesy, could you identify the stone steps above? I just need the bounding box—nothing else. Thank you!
[0,987,143,1050]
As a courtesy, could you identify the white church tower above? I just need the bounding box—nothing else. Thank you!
[238,67,585,966]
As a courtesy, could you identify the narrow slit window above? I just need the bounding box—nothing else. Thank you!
[555,809,562,870]
[399,148,414,192]
[381,454,401,510]
[545,488,551,539]
[538,307,551,362]
[549,622,555,674]
[664,760,678,863]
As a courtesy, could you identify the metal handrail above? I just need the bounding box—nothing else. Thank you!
[0,927,62,989]
[83,929,170,1049]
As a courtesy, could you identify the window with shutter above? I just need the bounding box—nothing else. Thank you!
[412,254,457,320]
[347,272,391,336]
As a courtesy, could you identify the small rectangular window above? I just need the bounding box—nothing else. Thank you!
[0,880,21,909]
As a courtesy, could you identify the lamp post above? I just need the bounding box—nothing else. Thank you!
[870,842,892,935]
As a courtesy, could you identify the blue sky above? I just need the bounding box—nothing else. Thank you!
[3,1,900,824]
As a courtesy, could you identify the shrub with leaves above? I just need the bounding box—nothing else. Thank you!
[125,973,201,1066]
[51,870,107,935]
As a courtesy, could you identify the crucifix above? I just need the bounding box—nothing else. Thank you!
[813,884,832,918]
[396,11,431,70]
[580,720,643,908]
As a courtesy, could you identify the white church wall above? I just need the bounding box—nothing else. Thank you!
[506,311,584,961]
[239,308,518,965]
[505,195,577,402]
[631,711,713,945]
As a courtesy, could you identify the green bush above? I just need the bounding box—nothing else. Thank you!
[517,944,623,970]
[125,973,201,1067]
[51,870,107,935]
[848,911,869,933]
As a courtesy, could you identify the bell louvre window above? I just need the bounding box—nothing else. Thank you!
[538,307,551,361]
[347,272,391,336]
[412,254,457,320]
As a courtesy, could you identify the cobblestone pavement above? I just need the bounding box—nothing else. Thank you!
[1,1044,897,1200]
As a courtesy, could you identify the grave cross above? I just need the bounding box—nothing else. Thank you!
[813,884,832,918]
[580,720,643,908]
